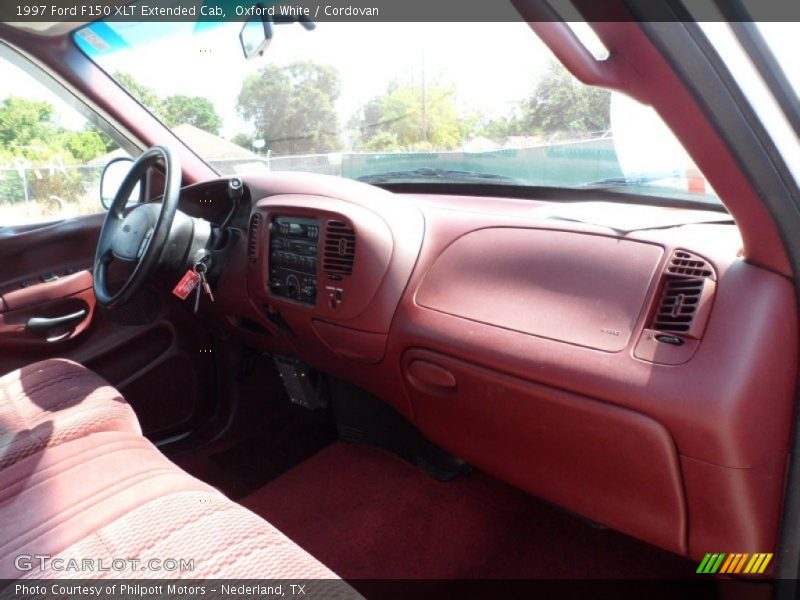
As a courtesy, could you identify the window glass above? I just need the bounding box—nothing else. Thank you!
[0,52,130,225]
[699,22,800,189]
[756,23,800,99]
[77,21,718,206]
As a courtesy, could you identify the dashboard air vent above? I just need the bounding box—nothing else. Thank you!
[323,220,356,275]
[247,213,261,263]
[651,250,716,338]
[653,279,705,333]
[666,250,713,278]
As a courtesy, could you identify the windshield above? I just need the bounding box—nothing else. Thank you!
[757,23,800,99]
[75,20,720,204]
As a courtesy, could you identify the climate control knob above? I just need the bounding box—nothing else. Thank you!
[285,274,300,299]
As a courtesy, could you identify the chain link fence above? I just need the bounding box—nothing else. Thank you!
[0,137,622,226]
[211,137,622,186]
[0,163,104,225]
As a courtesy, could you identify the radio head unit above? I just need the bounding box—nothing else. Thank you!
[268,216,319,305]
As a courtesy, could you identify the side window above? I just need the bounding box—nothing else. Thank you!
[0,52,131,226]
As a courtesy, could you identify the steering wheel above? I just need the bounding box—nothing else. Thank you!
[93,146,182,309]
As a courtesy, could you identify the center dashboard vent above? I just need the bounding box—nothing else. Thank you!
[247,213,261,263]
[652,250,716,338]
[323,220,356,275]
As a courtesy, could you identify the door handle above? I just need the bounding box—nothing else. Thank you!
[26,309,88,334]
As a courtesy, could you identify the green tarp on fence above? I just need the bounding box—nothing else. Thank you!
[341,138,623,186]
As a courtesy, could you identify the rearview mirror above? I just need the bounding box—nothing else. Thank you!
[100,157,141,209]
[240,13,273,59]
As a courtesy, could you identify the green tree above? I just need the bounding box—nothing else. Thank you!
[0,97,107,163]
[351,78,462,152]
[57,130,107,162]
[114,72,223,135]
[0,97,109,204]
[230,133,256,150]
[470,113,526,142]
[522,61,610,136]
[0,97,55,155]
[114,72,162,113]
[362,131,402,152]
[237,61,342,155]
[84,122,120,153]
[161,95,222,134]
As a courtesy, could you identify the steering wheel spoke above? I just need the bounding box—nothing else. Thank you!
[96,215,121,261]
[135,226,156,261]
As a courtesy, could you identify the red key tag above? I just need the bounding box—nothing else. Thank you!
[172,269,201,300]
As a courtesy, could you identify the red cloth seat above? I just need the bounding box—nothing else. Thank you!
[0,360,351,585]
[0,359,140,470]
[0,431,344,580]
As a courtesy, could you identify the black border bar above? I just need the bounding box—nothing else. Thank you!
[2,0,800,23]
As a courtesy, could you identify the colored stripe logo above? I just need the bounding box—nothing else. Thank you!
[696,553,773,574]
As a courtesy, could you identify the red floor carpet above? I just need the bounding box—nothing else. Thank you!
[241,442,698,580]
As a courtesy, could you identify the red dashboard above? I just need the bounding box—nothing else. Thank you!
[198,173,796,560]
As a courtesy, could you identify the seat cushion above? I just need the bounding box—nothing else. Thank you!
[0,431,346,582]
[0,358,140,470]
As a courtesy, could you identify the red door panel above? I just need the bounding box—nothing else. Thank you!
[0,214,216,440]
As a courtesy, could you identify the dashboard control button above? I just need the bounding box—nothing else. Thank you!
[655,334,684,346]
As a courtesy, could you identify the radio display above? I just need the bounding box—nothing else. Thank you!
[268,216,320,305]
[274,217,320,240]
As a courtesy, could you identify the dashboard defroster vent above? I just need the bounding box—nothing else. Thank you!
[651,250,716,339]
[247,213,262,263]
[323,220,356,276]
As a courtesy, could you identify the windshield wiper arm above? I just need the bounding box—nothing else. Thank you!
[581,171,686,188]
[579,171,728,210]
[358,168,520,185]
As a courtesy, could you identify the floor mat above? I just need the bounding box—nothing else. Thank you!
[172,354,336,500]
[241,441,698,579]
[175,406,335,499]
